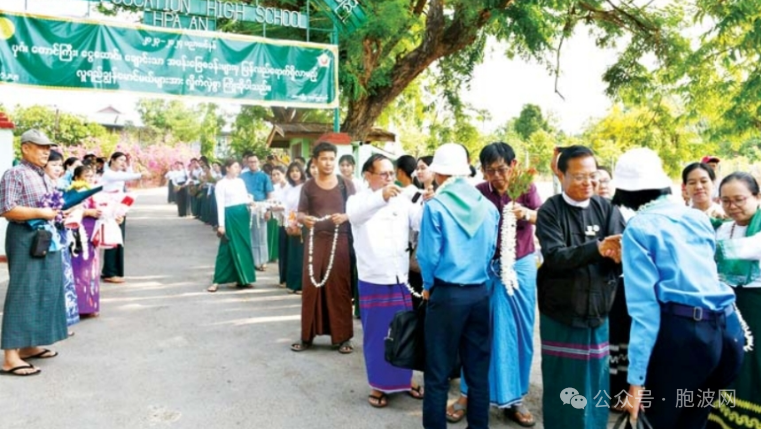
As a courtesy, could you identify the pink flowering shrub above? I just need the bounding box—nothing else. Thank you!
[63,143,199,188]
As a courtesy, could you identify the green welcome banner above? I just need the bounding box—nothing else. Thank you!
[0,11,339,108]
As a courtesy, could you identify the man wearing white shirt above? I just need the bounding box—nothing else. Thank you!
[346,154,425,408]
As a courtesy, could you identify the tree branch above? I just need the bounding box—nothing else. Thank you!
[554,5,576,102]
[412,0,427,16]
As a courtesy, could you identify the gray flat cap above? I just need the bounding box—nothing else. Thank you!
[20,129,54,146]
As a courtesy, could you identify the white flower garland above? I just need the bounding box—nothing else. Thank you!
[500,202,519,295]
[734,303,754,352]
[78,223,90,261]
[403,281,422,298]
[308,215,340,288]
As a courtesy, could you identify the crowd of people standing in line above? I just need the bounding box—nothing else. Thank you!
[1,130,759,429]
[0,129,146,377]
[197,141,758,429]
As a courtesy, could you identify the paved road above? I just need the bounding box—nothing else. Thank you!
[0,188,621,429]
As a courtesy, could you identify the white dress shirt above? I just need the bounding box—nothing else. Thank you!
[215,177,250,228]
[282,183,303,222]
[169,169,189,186]
[272,182,288,203]
[347,188,423,285]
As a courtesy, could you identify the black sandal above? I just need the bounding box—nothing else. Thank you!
[368,392,388,408]
[408,385,424,400]
[290,341,312,352]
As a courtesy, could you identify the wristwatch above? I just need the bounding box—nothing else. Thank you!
[524,211,531,221]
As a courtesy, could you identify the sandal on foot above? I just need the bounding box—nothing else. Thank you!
[0,365,41,377]
[505,404,536,427]
[368,392,388,408]
[207,284,219,293]
[337,341,354,354]
[22,349,58,360]
[446,402,467,423]
[408,385,424,400]
[290,341,312,352]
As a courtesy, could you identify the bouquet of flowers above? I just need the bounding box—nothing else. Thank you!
[41,190,65,224]
[91,193,136,249]
[500,164,538,295]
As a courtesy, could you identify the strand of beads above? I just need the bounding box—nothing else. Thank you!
[500,202,519,296]
[308,215,339,288]
[403,282,422,298]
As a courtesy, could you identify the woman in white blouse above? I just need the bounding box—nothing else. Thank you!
[282,162,306,294]
[207,159,256,292]
[682,162,726,219]
[100,152,146,284]
[270,166,289,287]
[711,172,761,429]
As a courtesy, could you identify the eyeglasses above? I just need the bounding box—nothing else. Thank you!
[371,172,395,179]
[569,173,599,183]
[721,196,750,207]
[484,166,511,176]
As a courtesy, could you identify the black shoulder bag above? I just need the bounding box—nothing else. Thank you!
[30,227,53,258]
[613,412,653,429]
[385,303,427,371]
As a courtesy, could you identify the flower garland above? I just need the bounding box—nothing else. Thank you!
[499,164,537,296]
[500,202,519,295]
[434,176,460,195]
[40,190,65,224]
[307,215,340,288]
[734,303,754,352]
[403,281,422,298]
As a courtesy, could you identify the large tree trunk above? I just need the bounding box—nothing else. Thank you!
[340,0,507,140]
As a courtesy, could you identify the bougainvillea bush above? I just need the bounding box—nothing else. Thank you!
[62,143,199,188]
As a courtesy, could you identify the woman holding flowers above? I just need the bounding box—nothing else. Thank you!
[282,162,306,294]
[708,172,761,429]
[445,142,541,427]
[44,150,79,334]
[70,165,102,317]
[207,159,256,293]
[99,152,146,284]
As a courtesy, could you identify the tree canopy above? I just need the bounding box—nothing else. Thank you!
[96,0,759,168]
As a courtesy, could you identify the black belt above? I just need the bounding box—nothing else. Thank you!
[661,302,733,322]
[433,278,484,288]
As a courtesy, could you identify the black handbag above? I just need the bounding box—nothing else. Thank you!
[613,412,653,429]
[384,302,461,378]
[30,228,53,258]
[385,304,426,372]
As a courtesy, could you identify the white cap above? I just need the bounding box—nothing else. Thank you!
[428,143,471,177]
[613,148,672,191]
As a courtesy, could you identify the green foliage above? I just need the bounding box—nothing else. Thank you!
[525,130,556,174]
[10,104,113,147]
[582,103,707,177]
[514,104,553,142]
[198,104,225,159]
[228,106,271,159]
[136,99,202,144]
